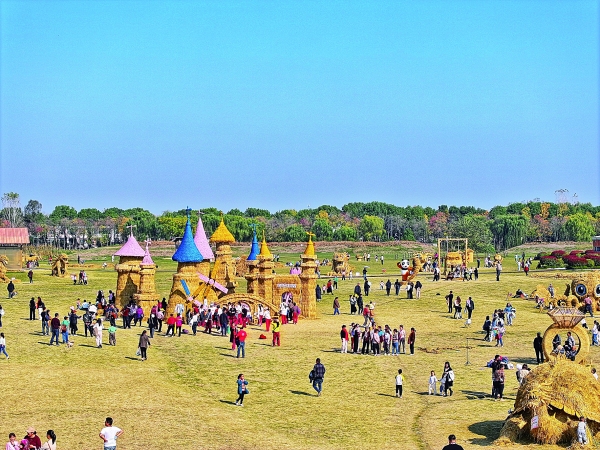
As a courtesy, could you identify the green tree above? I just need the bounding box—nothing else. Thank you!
[24,200,44,225]
[312,218,333,241]
[359,215,385,241]
[449,215,494,253]
[78,208,102,221]
[565,213,595,242]
[102,207,125,218]
[244,207,271,218]
[227,208,244,216]
[333,225,356,241]
[283,225,307,242]
[489,215,529,250]
[1,192,24,227]
[49,205,77,223]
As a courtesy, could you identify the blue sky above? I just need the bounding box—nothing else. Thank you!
[1,1,598,215]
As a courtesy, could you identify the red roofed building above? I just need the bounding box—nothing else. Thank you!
[0,228,30,270]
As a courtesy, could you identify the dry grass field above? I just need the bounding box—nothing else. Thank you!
[1,246,598,449]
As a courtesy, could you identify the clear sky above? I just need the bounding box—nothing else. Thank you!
[1,1,598,215]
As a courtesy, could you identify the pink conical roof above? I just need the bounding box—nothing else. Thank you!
[141,241,154,265]
[114,233,145,257]
[194,217,214,260]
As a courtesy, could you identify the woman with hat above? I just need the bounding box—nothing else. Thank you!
[24,427,41,449]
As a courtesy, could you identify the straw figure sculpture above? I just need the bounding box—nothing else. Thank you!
[0,255,10,282]
[51,254,69,277]
[331,252,351,276]
[544,271,600,312]
[495,359,600,446]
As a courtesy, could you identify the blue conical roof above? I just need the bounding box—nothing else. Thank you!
[247,226,260,261]
[173,216,203,263]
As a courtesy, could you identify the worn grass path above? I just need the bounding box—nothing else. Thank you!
[0,250,597,449]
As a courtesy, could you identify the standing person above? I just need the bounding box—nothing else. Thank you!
[6,280,15,299]
[445,291,454,314]
[340,325,348,353]
[165,314,176,337]
[394,279,401,296]
[415,280,422,299]
[442,362,454,396]
[533,332,544,364]
[0,304,3,328]
[385,279,392,296]
[29,298,36,320]
[236,327,247,358]
[93,319,103,348]
[442,434,464,450]
[406,282,413,299]
[315,285,322,302]
[399,325,406,354]
[272,318,281,347]
[40,430,56,450]
[49,313,61,346]
[395,369,404,398]
[483,316,492,341]
[99,417,123,450]
[356,294,364,315]
[60,316,70,344]
[69,309,80,335]
[148,312,158,338]
[108,323,117,346]
[428,370,438,395]
[175,314,183,337]
[0,332,8,359]
[333,297,340,315]
[496,262,502,281]
[577,417,589,445]
[349,295,357,315]
[474,267,479,281]
[235,374,249,406]
[41,309,50,336]
[364,278,370,296]
[138,330,150,361]
[408,327,416,355]
[264,307,272,332]
[27,270,33,284]
[465,297,474,320]
[311,358,326,396]
[493,362,505,401]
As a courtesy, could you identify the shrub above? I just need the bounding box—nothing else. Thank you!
[569,250,584,257]
[535,252,549,260]
[563,255,589,269]
[551,250,566,258]
[539,255,565,269]
[587,259,595,268]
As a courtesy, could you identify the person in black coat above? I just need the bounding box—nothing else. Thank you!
[315,285,322,302]
[533,332,544,364]
[364,279,370,296]
[385,280,392,296]
[29,297,36,320]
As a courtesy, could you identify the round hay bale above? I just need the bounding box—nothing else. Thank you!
[499,359,600,445]
[542,324,590,364]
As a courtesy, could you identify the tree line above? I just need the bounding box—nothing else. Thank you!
[1,192,599,253]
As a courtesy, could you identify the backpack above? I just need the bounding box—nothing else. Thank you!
[309,370,315,382]
[60,324,67,332]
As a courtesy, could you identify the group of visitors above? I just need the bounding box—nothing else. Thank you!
[340,322,417,356]
[5,427,57,450]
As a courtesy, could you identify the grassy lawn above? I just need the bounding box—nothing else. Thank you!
[1,247,598,450]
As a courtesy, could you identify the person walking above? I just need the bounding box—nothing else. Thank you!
[533,332,544,364]
[311,358,326,396]
[385,279,392,296]
[108,323,117,346]
[496,262,502,281]
[138,329,150,361]
[465,297,474,320]
[6,280,15,299]
[272,318,281,347]
[235,373,249,406]
[99,417,123,450]
[395,369,404,398]
[333,297,340,315]
[0,332,9,359]
[236,327,247,358]
[93,319,103,348]
[27,270,33,284]
[445,291,454,314]
[340,325,349,353]
[442,362,455,396]
[415,280,422,299]
[0,304,4,328]
[408,327,416,355]
[394,279,401,296]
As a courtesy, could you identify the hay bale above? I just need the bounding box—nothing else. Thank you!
[499,359,600,445]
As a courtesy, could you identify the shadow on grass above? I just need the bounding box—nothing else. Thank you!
[376,393,398,398]
[290,390,313,396]
[468,420,504,446]
[219,399,238,405]
[461,390,489,399]
[78,344,99,348]
[321,349,341,353]
[219,353,236,358]
[125,356,139,361]
[38,341,58,346]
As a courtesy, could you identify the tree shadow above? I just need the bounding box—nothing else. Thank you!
[289,390,313,396]
[468,420,505,446]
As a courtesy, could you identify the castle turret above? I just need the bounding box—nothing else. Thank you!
[114,231,145,309]
[133,241,159,317]
[209,215,237,293]
[255,233,275,304]
[245,225,260,294]
[298,233,318,319]
[167,209,204,316]
[193,215,213,278]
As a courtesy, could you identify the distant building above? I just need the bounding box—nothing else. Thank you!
[593,236,600,252]
[0,228,30,270]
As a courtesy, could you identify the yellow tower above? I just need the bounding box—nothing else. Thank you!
[209,215,237,293]
[256,233,275,304]
[133,241,159,317]
[113,231,145,309]
[298,232,318,319]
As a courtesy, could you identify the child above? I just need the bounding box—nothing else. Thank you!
[577,417,588,444]
[6,433,18,450]
[395,369,404,398]
[428,370,438,395]
[108,324,117,346]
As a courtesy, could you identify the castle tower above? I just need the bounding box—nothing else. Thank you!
[245,225,260,294]
[209,215,237,293]
[114,230,146,309]
[193,214,213,278]
[298,233,318,319]
[133,241,159,317]
[167,210,204,316]
[256,233,275,304]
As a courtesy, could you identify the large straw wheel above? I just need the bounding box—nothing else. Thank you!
[542,323,590,364]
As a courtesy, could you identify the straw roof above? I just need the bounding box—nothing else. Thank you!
[210,217,235,243]
[258,233,272,258]
[303,232,316,257]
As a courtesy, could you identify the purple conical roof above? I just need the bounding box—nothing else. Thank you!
[194,217,214,260]
[114,233,146,257]
[141,242,154,265]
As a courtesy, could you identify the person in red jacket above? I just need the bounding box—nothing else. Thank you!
[340,325,349,353]
[236,327,247,358]
[408,327,416,355]
[166,314,176,337]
